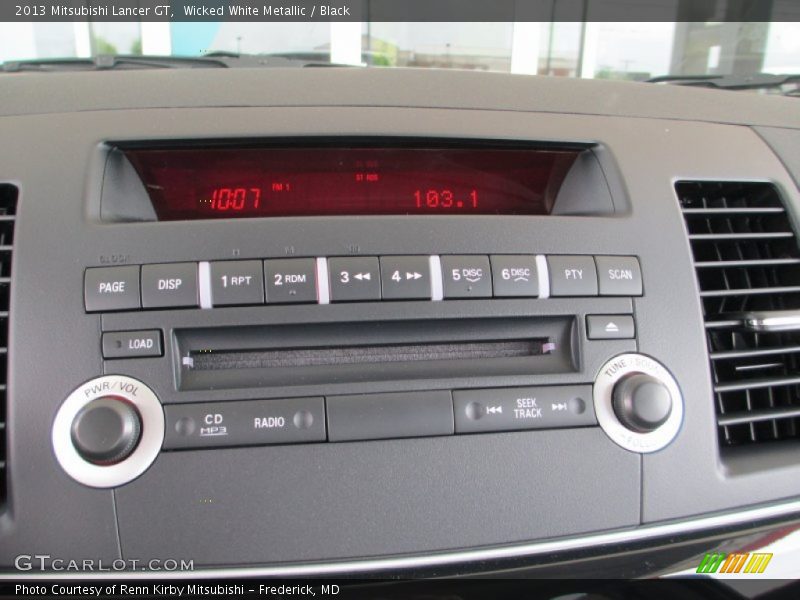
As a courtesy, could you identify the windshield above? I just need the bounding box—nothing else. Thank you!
[1,17,798,84]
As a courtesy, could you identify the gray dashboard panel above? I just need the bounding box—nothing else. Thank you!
[117,430,637,565]
[1,71,799,569]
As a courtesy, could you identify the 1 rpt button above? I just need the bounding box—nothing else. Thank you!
[210,260,264,306]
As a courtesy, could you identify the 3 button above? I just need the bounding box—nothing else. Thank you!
[328,257,381,302]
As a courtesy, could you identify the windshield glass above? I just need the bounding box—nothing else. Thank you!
[1,18,798,84]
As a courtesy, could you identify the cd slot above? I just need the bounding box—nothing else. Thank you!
[176,317,575,391]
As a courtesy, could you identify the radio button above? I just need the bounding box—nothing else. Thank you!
[141,263,199,309]
[380,256,431,300]
[163,397,326,450]
[210,260,264,306]
[490,255,539,297]
[327,391,454,442]
[84,266,140,312]
[102,330,163,359]
[595,256,643,296]
[441,255,492,298]
[453,385,596,434]
[264,258,317,304]
[328,257,381,302]
[547,255,598,296]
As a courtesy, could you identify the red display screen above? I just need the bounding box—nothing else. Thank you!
[124,146,581,220]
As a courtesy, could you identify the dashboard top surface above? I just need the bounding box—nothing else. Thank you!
[0,67,799,129]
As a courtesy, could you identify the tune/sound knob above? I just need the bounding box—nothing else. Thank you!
[70,397,141,465]
[593,353,683,453]
[612,373,673,433]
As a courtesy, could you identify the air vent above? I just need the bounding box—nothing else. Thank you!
[0,184,14,508]
[677,181,800,448]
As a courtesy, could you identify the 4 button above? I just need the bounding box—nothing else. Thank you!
[380,256,431,300]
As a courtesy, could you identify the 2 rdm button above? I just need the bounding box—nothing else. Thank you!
[264,258,317,304]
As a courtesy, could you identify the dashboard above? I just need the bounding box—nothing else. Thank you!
[1,67,800,578]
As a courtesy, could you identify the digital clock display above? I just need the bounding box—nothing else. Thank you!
[123,145,581,220]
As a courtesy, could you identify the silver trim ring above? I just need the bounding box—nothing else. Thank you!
[52,375,164,488]
[593,353,683,453]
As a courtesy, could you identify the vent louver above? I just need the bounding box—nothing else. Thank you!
[677,181,800,448]
[0,184,14,509]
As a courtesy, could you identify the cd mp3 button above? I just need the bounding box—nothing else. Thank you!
[328,257,381,302]
[380,256,432,300]
[264,258,317,304]
[163,397,326,450]
[84,266,141,312]
[441,255,492,298]
[490,255,539,297]
[453,385,596,434]
[210,260,264,306]
[547,255,598,297]
[141,263,199,308]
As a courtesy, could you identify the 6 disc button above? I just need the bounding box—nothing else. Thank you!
[490,255,539,297]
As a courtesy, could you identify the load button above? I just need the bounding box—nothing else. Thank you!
[102,330,163,359]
